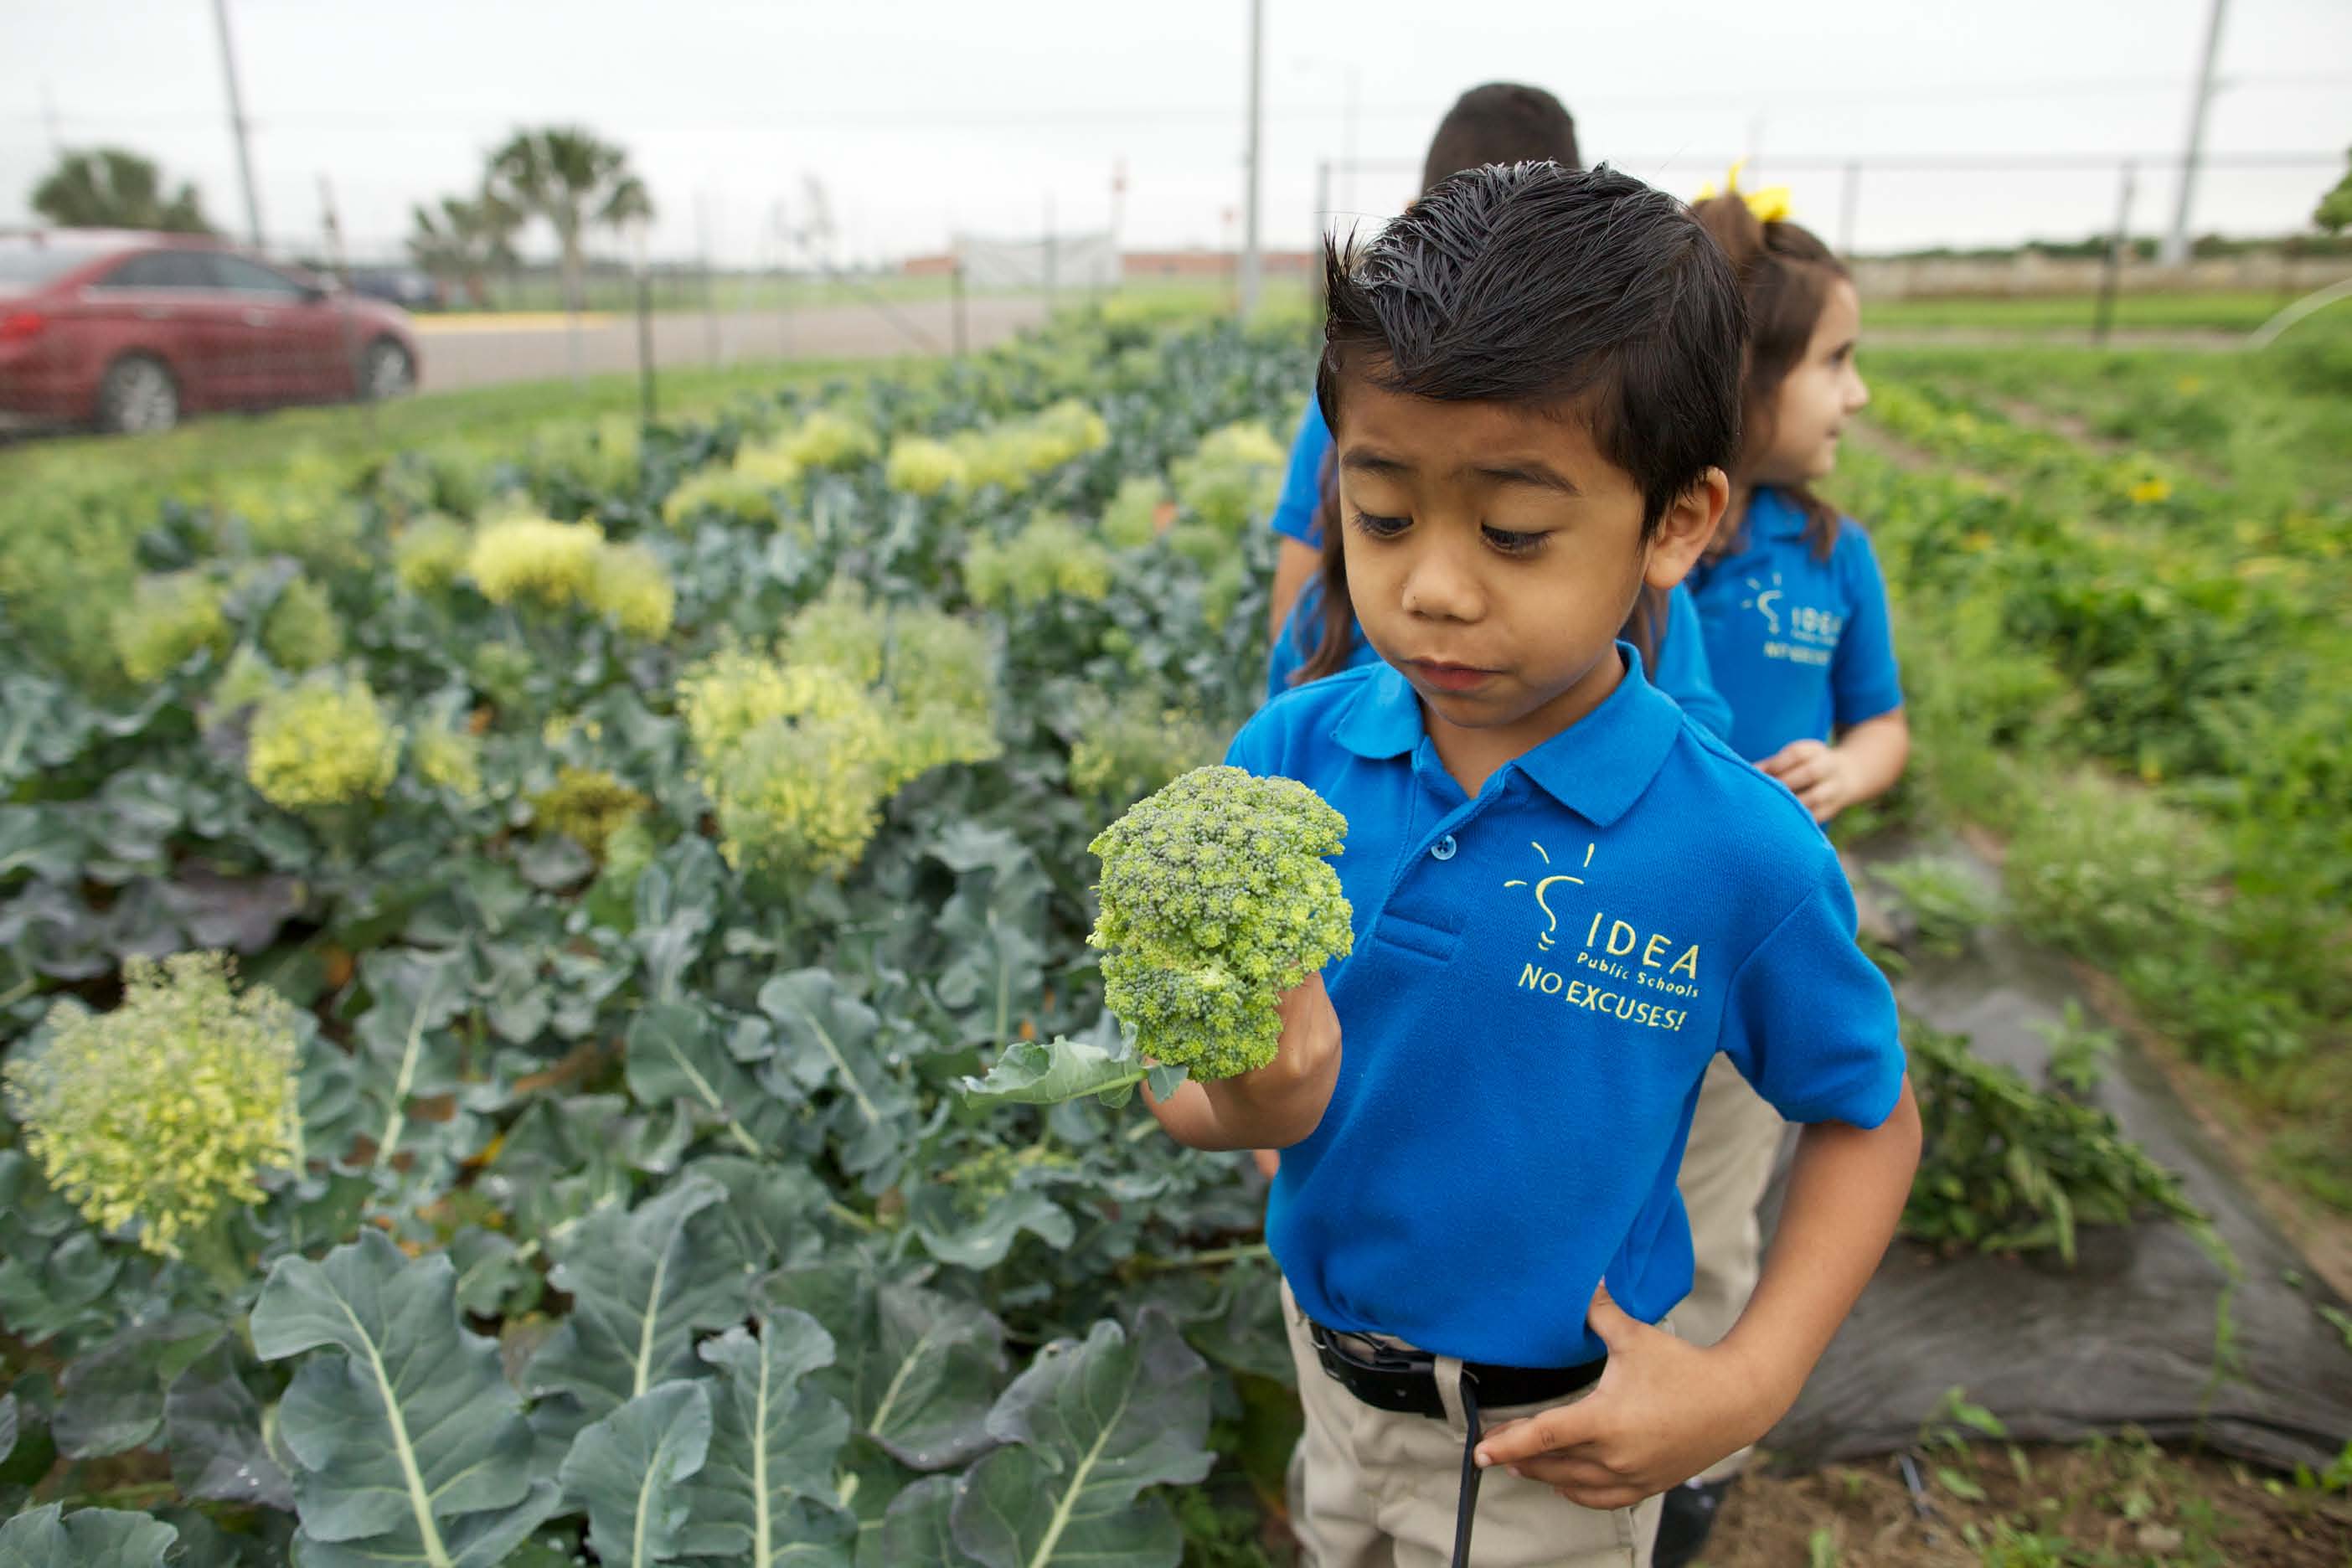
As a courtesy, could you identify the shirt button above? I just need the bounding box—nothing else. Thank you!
[1430,834,1457,862]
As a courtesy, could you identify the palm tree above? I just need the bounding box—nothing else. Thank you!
[406,193,521,307]
[31,148,214,234]
[2315,147,2352,235]
[483,127,654,318]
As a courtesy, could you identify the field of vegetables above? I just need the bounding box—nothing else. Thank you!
[1844,320,2352,1221]
[0,293,2347,1565]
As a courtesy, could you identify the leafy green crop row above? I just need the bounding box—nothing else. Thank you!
[1843,359,2350,1207]
[0,307,1309,1562]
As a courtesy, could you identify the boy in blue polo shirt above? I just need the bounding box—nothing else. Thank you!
[1145,164,1921,1568]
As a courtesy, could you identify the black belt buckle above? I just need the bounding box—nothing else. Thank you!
[1308,1320,1447,1417]
[1307,1316,1607,1420]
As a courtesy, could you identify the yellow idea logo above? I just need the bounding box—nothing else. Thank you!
[1505,840,1704,1030]
[1502,839,1593,952]
[1504,840,1702,983]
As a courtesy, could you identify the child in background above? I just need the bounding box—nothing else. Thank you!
[1153,162,1920,1568]
[1266,82,1583,643]
[1261,83,1734,741]
[1653,178,1912,1568]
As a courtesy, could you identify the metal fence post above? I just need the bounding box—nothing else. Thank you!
[2093,161,2137,345]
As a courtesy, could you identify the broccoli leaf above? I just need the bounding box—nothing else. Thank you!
[678,1308,860,1565]
[525,1174,751,1428]
[947,1310,1215,1568]
[251,1231,561,1568]
[860,1476,983,1568]
[960,1034,1168,1108]
[764,1263,1007,1472]
[0,1504,178,1567]
[556,1379,712,1568]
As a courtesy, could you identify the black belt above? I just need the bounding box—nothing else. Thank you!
[1307,1317,1607,1568]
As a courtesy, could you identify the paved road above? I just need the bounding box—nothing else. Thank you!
[415,295,1050,390]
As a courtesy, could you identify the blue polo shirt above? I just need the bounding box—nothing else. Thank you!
[1263,580,1736,745]
[1684,487,1904,763]
[1225,649,1905,1368]
[1266,395,1334,544]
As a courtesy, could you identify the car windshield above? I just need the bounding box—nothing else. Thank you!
[0,240,113,287]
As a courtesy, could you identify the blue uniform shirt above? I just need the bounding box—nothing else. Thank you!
[1266,395,1334,544]
[1684,487,1904,763]
[1225,650,1906,1368]
[1264,579,1736,744]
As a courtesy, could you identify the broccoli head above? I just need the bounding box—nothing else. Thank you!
[1087,765,1353,1081]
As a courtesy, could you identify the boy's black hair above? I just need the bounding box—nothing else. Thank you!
[1315,162,1745,532]
[1297,163,1746,685]
[1421,84,1581,191]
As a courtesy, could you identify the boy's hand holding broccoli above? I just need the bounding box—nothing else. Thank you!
[1088,766,1353,1151]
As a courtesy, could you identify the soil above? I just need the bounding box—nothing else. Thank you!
[1702,1444,2352,1568]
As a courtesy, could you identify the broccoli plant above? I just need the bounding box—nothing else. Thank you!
[966,765,1353,1106]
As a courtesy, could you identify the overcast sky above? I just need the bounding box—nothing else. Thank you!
[3,0,2347,270]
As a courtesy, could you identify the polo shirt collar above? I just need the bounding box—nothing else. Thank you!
[1329,644,1685,827]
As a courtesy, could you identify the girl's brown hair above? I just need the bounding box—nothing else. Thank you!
[1689,193,1848,561]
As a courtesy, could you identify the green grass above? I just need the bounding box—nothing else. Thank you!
[1863,288,2327,336]
[1864,309,2352,521]
[0,355,897,498]
[456,271,972,315]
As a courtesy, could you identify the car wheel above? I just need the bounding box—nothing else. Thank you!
[359,338,415,401]
[97,354,180,435]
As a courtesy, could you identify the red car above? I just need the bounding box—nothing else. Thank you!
[0,230,420,434]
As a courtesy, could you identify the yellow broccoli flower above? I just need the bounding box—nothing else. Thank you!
[946,400,1109,493]
[112,571,231,684]
[678,583,1000,879]
[209,646,282,713]
[885,436,971,498]
[2128,476,2174,506]
[1173,420,1286,538]
[247,673,402,809]
[707,716,890,880]
[965,513,1114,610]
[4,952,302,1258]
[679,646,806,757]
[585,541,677,640]
[412,724,485,798]
[1068,688,1223,808]
[884,606,996,720]
[393,514,472,594]
[781,410,881,471]
[1101,473,1173,549]
[528,766,650,857]
[260,576,344,673]
[783,580,891,687]
[467,513,606,608]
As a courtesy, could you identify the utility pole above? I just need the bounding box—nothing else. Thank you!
[1341,64,1359,218]
[210,0,266,249]
[2162,0,2226,269]
[40,82,62,157]
[1238,0,1265,315]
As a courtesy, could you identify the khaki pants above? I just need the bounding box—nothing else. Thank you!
[1672,1055,1788,1484]
[1281,1281,1660,1568]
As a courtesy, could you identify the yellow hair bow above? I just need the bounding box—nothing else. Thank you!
[1693,159,1792,224]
